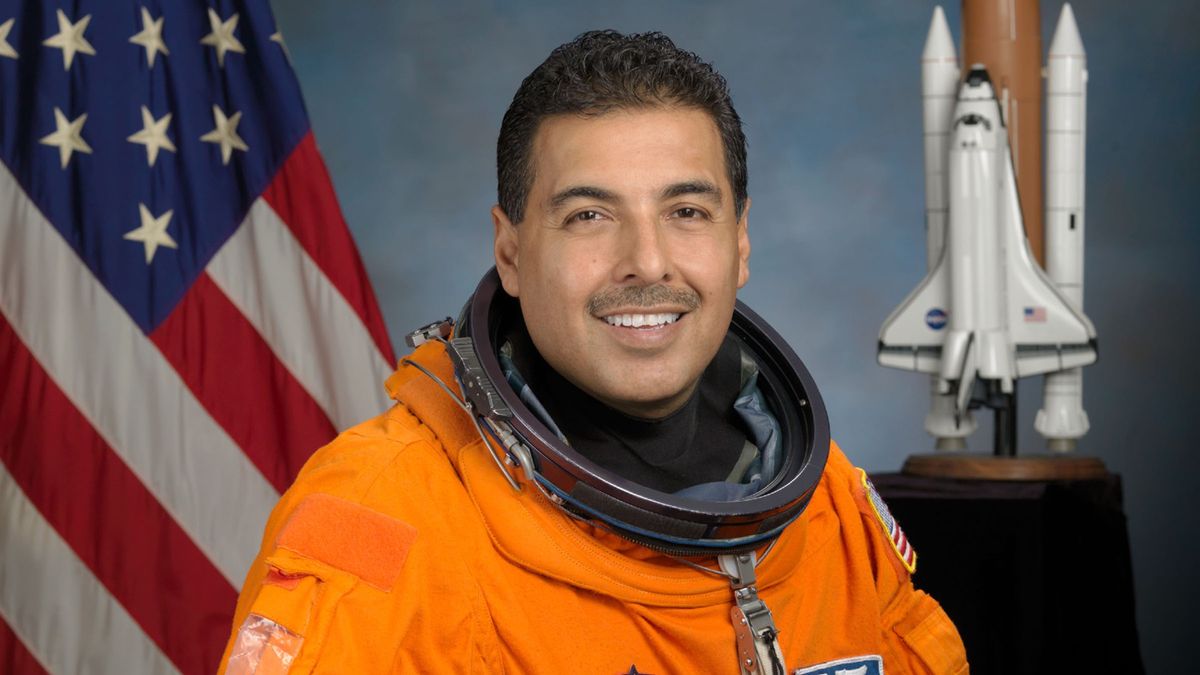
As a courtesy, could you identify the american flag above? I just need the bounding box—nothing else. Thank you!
[0,2,395,673]
[861,471,917,574]
[1024,306,1047,322]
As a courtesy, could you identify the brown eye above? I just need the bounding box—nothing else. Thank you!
[675,207,701,219]
[570,210,602,223]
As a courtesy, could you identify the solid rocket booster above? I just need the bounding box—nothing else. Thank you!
[921,6,958,266]
[1036,4,1089,449]
[920,7,976,446]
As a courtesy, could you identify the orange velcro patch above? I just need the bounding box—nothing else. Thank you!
[276,493,418,591]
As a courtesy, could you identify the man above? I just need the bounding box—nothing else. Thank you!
[221,31,967,674]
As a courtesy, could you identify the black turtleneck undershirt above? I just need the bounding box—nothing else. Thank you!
[521,333,750,494]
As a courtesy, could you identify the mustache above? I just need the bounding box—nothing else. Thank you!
[586,285,701,316]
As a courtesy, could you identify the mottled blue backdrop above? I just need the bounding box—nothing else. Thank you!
[271,0,1198,669]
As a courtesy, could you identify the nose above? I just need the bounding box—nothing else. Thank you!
[614,215,671,284]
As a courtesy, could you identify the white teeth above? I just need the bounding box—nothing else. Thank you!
[603,313,682,328]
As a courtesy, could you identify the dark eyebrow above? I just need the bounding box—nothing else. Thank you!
[549,185,618,209]
[660,180,722,203]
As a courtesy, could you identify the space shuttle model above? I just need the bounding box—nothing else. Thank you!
[878,3,1095,455]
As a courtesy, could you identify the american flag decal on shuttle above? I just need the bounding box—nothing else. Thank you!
[860,470,917,574]
[1024,306,1047,322]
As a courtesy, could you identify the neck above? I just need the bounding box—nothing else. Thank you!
[519,333,749,494]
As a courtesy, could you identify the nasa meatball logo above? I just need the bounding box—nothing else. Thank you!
[793,655,883,675]
[925,308,948,330]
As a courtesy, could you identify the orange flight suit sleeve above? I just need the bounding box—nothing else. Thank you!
[882,585,970,675]
[847,462,969,675]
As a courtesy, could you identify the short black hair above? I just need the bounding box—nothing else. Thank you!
[497,30,748,225]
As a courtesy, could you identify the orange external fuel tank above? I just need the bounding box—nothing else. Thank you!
[962,0,1045,265]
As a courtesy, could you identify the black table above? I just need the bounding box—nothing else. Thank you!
[870,472,1144,674]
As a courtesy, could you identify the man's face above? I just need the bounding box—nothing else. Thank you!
[493,106,750,418]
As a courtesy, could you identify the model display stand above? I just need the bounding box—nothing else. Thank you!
[902,452,1106,481]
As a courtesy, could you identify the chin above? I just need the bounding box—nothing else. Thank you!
[597,378,692,416]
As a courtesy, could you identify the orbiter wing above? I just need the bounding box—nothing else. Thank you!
[995,154,1097,378]
[877,250,950,374]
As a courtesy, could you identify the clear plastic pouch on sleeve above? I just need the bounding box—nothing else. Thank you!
[226,613,305,675]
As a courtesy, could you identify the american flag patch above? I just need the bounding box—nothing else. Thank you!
[860,470,917,574]
[1024,306,1047,322]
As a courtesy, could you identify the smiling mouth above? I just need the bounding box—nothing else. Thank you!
[601,312,682,328]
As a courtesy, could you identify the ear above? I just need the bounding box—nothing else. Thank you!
[736,197,751,288]
[492,204,521,297]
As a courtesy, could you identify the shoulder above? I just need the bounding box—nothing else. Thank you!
[254,342,485,572]
[221,402,492,672]
[811,442,919,596]
[263,400,470,549]
[811,445,969,671]
[267,402,476,579]
[296,403,450,498]
[792,444,969,667]
[221,342,506,672]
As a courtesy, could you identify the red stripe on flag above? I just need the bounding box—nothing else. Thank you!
[0,617,48,675]
[0,315,238,675]
[151,273,337,492]
[263,132,397,366]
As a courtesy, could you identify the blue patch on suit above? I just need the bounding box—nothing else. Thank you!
[793,655,883,675]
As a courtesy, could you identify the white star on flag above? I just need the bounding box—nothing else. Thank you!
[270,30,291,62]
[124,203,178,264]
[200,9,245,68]
[42,9,95,70]
[39,108,92,168]
[200,105,249,165]
[127,106,176,167]
[0,18,17,60]
[129,7,169,68]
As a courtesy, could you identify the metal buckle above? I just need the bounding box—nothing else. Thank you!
[446,337,512,418]
[403,317,453,348]
[721,553,783,673]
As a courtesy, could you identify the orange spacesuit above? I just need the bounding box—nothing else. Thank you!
[220,341,968,674]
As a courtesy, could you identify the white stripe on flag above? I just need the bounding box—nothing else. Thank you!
[0,163,278,586]
[208,198,393,430]
[0,463,180,675]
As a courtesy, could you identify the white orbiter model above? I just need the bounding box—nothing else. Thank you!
[878,5,1096,454]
